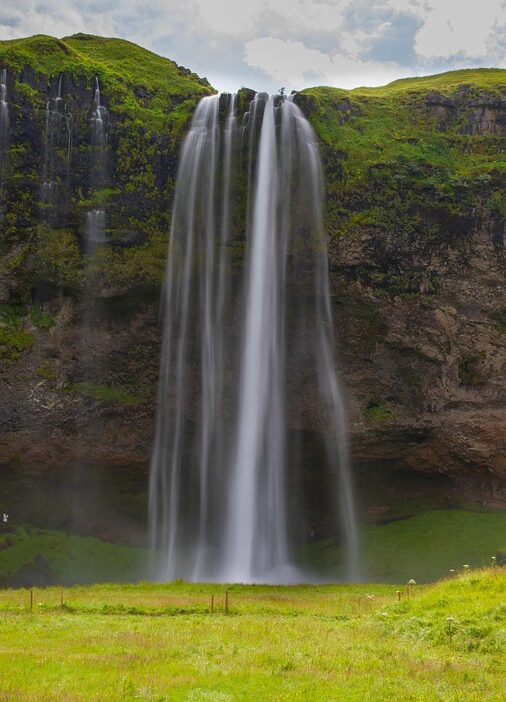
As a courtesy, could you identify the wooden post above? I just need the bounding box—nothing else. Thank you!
[225,590,229,614]
[396,590,401,602]
[30,587,33,611]
[211,595,214,614]
[60,588,64,607]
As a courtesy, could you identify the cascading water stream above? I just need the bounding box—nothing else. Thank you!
[150,92,359,583]
[72,78,110,532]
[0,68,9,220]
[224,94,288,581]
[41,74,73,226]
[85,76,108,247]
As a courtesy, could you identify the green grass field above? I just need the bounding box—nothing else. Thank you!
[0,569,503,701]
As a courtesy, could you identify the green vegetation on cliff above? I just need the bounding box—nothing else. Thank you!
[0,34,214,309]
[0,36,503,303]
[0,33,213,129]
[301,68,505,297]
[303,69,504,180]
[0,304,34,364]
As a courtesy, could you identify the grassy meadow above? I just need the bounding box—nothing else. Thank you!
[1,512,503,699]
[0,569,504,701]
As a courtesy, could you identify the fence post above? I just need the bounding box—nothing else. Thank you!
[60,588,64,608]
[225,590,229,614]
[30,587,33,611]
[211,594,214,614]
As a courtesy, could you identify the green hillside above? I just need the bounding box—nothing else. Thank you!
[303,68,505,179]
[0,33,214,129]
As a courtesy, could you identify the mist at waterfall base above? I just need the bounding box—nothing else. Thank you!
[149,92,359,585]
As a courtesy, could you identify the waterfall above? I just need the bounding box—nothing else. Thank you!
[150,92,359,583]
[84,209,106,248]
[0,68,9,221]
[85,77,108,247]
[73,79,110,532]
[224,94,288,580]
[41,74,73,226]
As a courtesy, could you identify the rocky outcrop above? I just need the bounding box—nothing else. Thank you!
[425,87,506,134]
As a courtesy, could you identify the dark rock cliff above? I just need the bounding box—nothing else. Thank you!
[0,38,504,544]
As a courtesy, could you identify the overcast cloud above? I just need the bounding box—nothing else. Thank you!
[0,0,504,92]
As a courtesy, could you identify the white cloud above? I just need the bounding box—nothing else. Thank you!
[414,0,505,60]
[244,37,406,89]
[0,0,503,91]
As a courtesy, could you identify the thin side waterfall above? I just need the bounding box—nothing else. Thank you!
[150,95,223,580]
[85,77,108,247]
[0,68,9,221]
[150,92,359,583]
[73,79,109,532]
[41,74,73,226]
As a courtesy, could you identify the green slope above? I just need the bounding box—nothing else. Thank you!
[302,68,505,182]
[307,510,506,583]
[2,510,504,586]
[0,527,146,586]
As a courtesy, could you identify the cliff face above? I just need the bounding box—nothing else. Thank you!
[301,73,505,519]
[0,35,504,543]
[0,34,213,542]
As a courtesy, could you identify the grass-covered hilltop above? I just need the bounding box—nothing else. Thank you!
[0,34,505,585]
[0,33,213,294]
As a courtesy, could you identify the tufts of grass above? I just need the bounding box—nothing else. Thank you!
[363,398,398,422]
[29,306,55,330]
[35,358,57,380]
[375,568,506,654]
[68,381,142,406]
[0,304,34,364]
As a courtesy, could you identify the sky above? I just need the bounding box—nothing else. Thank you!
[0,0,504,93]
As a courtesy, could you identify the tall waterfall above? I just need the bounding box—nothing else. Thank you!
[150,92,359,583]
[85,77,108,247]
[41,74,73,226]
[0,68,9,220]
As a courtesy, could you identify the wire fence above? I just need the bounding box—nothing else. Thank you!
[0,584,410,617]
